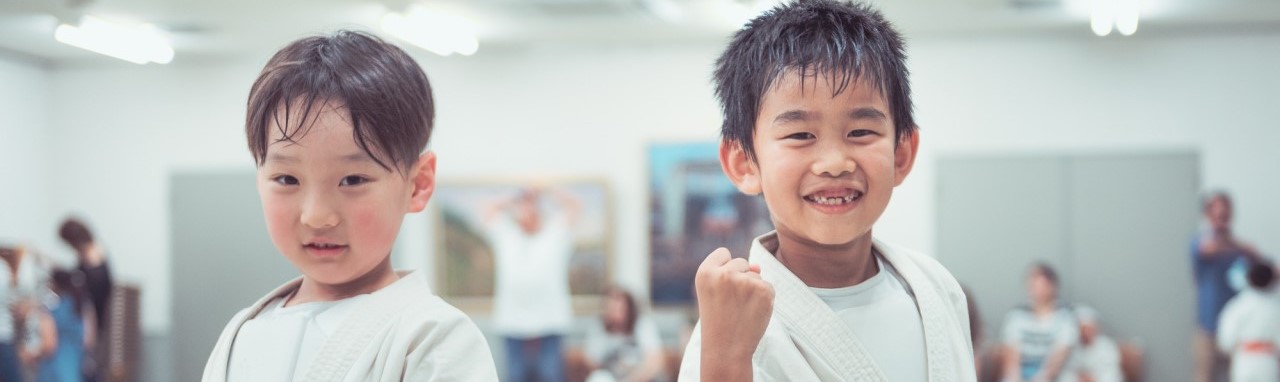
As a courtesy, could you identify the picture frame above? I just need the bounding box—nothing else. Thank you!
[432,178,612,313]
[648,142,772,306]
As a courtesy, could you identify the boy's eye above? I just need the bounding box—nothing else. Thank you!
[849,129,875,138]
[272,175,299,186]
[784,132,814,140]
[339,175,370,186]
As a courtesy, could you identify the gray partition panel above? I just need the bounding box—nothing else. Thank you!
[937,156,1071,344]
[938,152,1198,382]
[1068,153,1198,382]
[171,171,296,381]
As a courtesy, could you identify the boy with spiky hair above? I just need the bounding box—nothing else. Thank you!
[202,31,497,381]
[680,1,975,380]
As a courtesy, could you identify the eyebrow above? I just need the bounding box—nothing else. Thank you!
[849,107,888,121]
[773,110,815,124]
[265,152,375,164]
[266,153,298,164]
[773,107,888,125]
[340,152,376,163]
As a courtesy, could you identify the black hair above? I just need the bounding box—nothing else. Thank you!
[714,0,915,160]
[603,285,640,335]
[58,217,94,252]
[1029,261,1059,287]
[1248,261,1275,290]
[246,30,434,174]
[1202,190,1232,212]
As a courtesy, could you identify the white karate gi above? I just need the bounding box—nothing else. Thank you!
[679,232,976,381]
[1217,288,1280,382]
[203,270,498,382]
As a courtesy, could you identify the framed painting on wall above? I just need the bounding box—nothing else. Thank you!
[649,142,772,306]
[433,179,611,312]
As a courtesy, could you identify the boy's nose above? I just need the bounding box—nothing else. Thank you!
[300,194,340,229]
[813,149,856,178]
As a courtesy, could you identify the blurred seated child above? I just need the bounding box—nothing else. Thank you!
[1061,306,1121,382]
[584,286,664,382]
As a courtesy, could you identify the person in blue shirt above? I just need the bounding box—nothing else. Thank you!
[1191,191,1264,382]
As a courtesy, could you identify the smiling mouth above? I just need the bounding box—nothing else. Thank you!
[803,190,864,206]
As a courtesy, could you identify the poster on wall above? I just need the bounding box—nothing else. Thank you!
[433,180,611,311]
[649,142,772,306]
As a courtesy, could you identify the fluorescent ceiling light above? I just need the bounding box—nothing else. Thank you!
[381,6,479,57]
[54,16,174,64]
[1090,0,1113,36]
[1115,0,1141,36]
[642,0,685,23]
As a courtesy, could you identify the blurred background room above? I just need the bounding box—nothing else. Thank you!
[1,0,1278,381]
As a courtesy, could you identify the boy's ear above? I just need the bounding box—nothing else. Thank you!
[720,139,762,195]
[407,151,437,213]
[893,130,920,187]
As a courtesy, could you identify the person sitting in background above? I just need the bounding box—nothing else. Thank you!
[584,286,664,382]
[1217,261,1280,382]
[37,269,94,382]
[1002,262,1077,382]
[1061,306,1121,382]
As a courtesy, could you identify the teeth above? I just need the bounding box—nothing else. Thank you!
[805,192,861,205]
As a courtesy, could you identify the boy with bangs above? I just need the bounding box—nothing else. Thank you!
[680,1,975,381]
[202,31,497,381]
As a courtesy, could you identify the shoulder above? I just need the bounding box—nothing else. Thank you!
[395,294,498,379]
[382,276,490,349]
[386,281,480,333]
[216,306,254,340]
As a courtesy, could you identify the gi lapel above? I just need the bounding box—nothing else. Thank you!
[874,239,958,382]
[300,271,418,382]
[750,233,888,382]
[205,276,304,382]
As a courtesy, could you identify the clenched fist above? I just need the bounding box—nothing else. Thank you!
[695,248,774,381]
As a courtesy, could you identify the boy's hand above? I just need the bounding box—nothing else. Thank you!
[696,247,773,381]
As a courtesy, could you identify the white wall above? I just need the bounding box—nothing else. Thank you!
[901,33,1280,258]
[0,53,55,257]
[33,30,1280,335]
[46,59,261,334]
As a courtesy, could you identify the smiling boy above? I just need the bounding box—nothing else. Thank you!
[679,1,975,381]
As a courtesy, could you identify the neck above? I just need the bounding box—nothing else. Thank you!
[290,256,399,306]
[773,229,878,289]
[79,243,104,267]
[1033,300,1056,316]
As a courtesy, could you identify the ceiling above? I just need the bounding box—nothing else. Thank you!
[2,0,1279,64]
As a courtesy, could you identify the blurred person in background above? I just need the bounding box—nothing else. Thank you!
[57,217,112,381]
[1192,192,1264,382]
[485,186,580,382]
[0,245,25,381]
[1216,261,1280,382]
[583,286,664,382]
[36,269,93,382]
[1060,306,1121,382]
[1002,262,1076,382]
[4,246,54,381]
